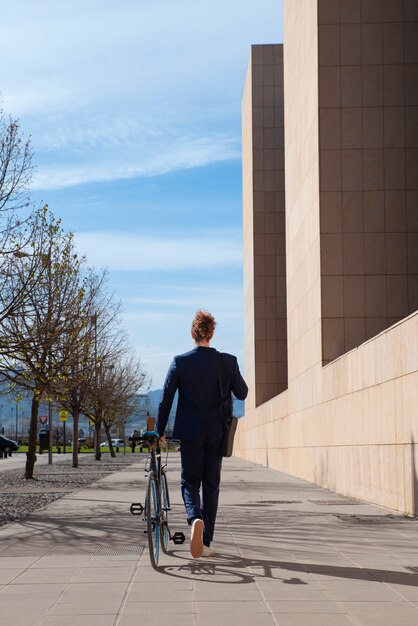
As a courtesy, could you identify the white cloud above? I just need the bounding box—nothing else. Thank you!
[1,0,281,190]
[31,132,240,190]
[75,230,242,271]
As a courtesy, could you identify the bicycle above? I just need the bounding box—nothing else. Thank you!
[129,430,185,569]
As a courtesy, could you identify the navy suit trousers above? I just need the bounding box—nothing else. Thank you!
[180,430,223,545]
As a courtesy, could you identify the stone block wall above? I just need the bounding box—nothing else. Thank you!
[238,0,418,515]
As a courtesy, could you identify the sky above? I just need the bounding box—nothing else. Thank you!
[1,0,283,388]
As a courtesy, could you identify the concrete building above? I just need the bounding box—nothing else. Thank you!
[238,0,418,515]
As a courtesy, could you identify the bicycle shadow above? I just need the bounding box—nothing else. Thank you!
[157,551,418,587]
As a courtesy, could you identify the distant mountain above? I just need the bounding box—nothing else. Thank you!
[0,384,245,439]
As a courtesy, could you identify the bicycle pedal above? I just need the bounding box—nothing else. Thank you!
[130,502,144,516]
[171,531,186,544]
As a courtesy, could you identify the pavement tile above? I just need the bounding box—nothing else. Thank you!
[56,582,127,604]
[39,617,116,626]
[0,568,25,583]
[0,613,49,626]
[0,556,41,568]
[33,556,93,568]
[0,602,56,620]
[268,601,344,614]
[388,585,418,602]
[47,602,121,616]
[126,586,193,602]
[122,601,193,615]
[273,614,356,625]
[266,588,333,602]
[192,585,262,601]
[338,601,418,620]
[195,600,268,613]
[130,579,192,592]
[132,566,172,582]
[71,566,135,583]
[11,567,81,584]
[195,614,276,626]
[323,583,401,602]
[118,614,195,626]
[0,582,67,600]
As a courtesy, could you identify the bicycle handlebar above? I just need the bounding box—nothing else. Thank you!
[128,431,157,442]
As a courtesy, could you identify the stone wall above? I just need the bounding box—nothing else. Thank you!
[238,0,418,515]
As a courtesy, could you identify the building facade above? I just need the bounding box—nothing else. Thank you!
[238,0,418,515]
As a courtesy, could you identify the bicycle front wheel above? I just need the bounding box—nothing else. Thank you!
[160,468,170,553]
[146,470,160,569]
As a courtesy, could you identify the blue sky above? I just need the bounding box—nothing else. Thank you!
[2,0,283,388]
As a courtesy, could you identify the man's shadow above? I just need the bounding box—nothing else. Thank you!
[157,551,418,587]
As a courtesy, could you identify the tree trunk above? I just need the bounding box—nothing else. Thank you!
[94,421,101,461]
[25,394,39,479]
[104,423,116,458]
[72,409,80,468]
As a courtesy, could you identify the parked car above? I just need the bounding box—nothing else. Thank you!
[100,438,124,448]
[68,438,87,445]
[0,435,19,452]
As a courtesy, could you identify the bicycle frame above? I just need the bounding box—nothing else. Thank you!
[129,431,185,569]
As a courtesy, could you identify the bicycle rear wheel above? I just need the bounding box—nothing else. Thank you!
[160,468,170,553]
[146,470,159,569]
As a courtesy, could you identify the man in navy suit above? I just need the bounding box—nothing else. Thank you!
[157,310,248,558]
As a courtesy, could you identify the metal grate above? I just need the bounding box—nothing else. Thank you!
[48,544,99,556]
[310,499,361,506]
[336,514,416,524]
[255,500,302,504]
[96,542,144,556]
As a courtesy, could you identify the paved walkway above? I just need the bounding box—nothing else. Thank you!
[0,452,89,473]
[0,455,417,626]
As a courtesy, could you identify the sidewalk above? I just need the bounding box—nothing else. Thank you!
[0,454,417,626]
[0,452,89,473]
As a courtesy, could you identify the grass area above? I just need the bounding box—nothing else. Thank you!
[14,443,179,454]
[15,445,84,454]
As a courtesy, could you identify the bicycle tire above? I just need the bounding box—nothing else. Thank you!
[146,470,160,569]
[160,468,170,553]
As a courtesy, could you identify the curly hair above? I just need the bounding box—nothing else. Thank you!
[191,310,217,343]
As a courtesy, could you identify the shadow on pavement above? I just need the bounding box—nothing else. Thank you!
[156,551,418,587]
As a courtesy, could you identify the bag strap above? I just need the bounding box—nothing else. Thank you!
[217,351,233,428]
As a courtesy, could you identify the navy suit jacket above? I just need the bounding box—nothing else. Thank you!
[156,346,248,442]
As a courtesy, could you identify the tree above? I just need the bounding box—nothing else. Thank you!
[0,209,87,478]
[0,108,39,328]
[0,109,32,218]
[56,269,117,468]
[84,317,130,461]
[100,355,150,457]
